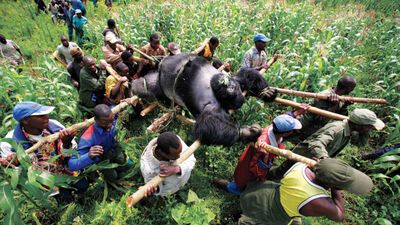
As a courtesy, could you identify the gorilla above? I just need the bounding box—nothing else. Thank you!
[130,54,276,146]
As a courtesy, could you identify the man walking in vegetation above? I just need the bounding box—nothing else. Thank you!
[241,33,279,71]
[288,76,357,143]
[270,108,385,180]
[135,33,166,77]
[72,9,88,45]
[140,132,196,196]
[105,62,129,105]
[102,33,126,68]
[78,56,107,110]
[55,35,79,65]
[0,35,24,67]
[239,158,373,225]
[67,47,84,89]
[68,104,131,182]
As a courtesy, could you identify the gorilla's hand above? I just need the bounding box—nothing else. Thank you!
[239,124,262,143]
[259,87,278,102]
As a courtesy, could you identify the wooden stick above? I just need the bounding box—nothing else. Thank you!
[126,140,201,207]
[176,115,196,125]
[217,64,226,72]
[102,60,129,88]
[259,57,276,75]
[192,38,210,54]
[275,88,388,104]
[274,97,348,121]
[25,96,139,154]
[140,102,158,116]
[146,112,173,133]
[130,46,158,62]
[52,51,67,68]
[257,141,317,168]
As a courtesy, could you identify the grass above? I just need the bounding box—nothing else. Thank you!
[0,0,399,224]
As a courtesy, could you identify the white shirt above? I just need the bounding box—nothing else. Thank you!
[140,137,196,196]
[56,42,79,64]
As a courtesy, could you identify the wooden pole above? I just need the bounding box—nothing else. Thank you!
[140,102,158,116]
[25,96,139,154]
[130,46,158,62]
[257,141,317,168]
[102,60,129,88]
[126,140,201,207]
[147,112,173,133]
[52,51,67,68]
[192,38,210,55]
[176,115,196,125]
[274,97,348,120]
[275,88,388,104]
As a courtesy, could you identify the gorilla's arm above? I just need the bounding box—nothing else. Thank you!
[194,105,261,146]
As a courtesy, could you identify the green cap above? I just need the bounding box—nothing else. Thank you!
[349,108,385,131]
[314,158,373,195]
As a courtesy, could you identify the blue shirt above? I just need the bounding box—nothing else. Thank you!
[68,121,116,171]
[72,16,88,29]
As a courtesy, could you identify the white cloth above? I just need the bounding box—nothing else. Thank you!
[56,42,79,64]
[0,119,77,158]
[267,126,283,147]
[140,137,196,196]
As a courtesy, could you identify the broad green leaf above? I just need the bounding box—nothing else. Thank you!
[187,189,200,203]
[171,203,187,224]
[375,155,400,163]
[36,171,55,189]
[373,218,393,225]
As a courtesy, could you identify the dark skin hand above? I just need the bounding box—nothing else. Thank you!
[88,145,104,158]
[59,129,77,149]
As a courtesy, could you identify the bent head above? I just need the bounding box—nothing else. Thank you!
[336,76,356,95]
[94,104,114,131]
[115,61,129,77]
[0,35,6,44]
[83,56,97,73]
[107,19,116,29]
[61,35,69,47]
[209,36,219,51]
[149,33,161,50]
[155,132,182,161]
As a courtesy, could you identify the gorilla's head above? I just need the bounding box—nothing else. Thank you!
[211,73,245,111]
[233,68,269,97]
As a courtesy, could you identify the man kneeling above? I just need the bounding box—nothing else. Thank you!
[140,132,196,196]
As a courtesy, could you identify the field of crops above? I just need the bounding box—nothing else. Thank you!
[0,0,399,224]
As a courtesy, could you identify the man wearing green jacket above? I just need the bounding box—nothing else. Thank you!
[79,56,107,110]
[270,108,385,179]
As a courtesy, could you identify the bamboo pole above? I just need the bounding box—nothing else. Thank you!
[257,141,317,168]
[192,38,210,55]
[130,46,158,63]
[275,88,388,104]
[52,51,67,68]
[126,140,201,207]
[102,60,129,88]
[25,96,139,154]
[274,97,348,121]
[147,112,173,133]
[140,102,158,116]
[176,115,196,125]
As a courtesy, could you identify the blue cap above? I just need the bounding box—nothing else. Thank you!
[273,115,302,133]
[13,101,55,121]
[254,33,270,43]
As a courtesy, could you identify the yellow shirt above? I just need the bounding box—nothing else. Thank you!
[202,43,213,60]
[105,75,126,104]
[279,163,329,217]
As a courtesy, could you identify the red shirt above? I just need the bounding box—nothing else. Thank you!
[234,126,285,190]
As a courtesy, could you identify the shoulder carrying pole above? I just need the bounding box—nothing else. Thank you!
[126,140,201,207]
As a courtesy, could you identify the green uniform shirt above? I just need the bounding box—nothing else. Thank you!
[78,66,107,108]
[300,120,351,159]
[294,88,348,141]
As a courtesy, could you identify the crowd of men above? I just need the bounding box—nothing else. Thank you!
[0,3,387,224]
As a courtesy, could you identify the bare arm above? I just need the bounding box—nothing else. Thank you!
[299,189,345,222]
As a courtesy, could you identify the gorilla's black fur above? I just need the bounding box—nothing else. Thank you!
[131,54,275,146]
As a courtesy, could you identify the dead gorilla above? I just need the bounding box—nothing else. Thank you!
[130,54,277,146]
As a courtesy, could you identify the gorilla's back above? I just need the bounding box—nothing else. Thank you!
[159,54,220,117]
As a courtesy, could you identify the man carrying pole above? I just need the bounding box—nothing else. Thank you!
[270,108,385,180]
[287,76,357,143]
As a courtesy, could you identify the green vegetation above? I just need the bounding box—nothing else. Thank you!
[0,0,399,224]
